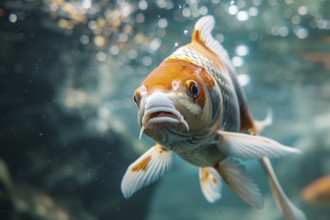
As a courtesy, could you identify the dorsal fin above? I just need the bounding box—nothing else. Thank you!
[192,15,234,72]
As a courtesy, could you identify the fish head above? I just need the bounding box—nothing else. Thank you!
[133,59,219,149]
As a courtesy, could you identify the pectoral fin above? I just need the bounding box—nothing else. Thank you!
[217,130,300,160]
[215,158,264,209]
[121,144,173,198]
[199,167,222,203]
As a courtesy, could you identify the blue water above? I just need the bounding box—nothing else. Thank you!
[0,0,329,220]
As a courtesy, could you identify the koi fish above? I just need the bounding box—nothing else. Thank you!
[121,16,305,220]
[301,175,330,206]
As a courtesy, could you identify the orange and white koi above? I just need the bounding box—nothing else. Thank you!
[121,16,305,220]
[301,175,330,206]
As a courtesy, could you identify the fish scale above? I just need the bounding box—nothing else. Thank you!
[168,46,240,132]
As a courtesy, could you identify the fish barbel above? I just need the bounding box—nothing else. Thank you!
[121,15,305,220]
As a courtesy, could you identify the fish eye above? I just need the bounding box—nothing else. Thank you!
[133,88,141,105]
[186,80,200,98]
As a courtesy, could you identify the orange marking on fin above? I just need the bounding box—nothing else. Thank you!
[201,168,210,182]
[214,162,229,185]
[212,177,217,185]
[192,29,201,44]
[131,156,151,172]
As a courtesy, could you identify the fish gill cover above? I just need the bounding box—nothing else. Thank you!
[0,0,330,220]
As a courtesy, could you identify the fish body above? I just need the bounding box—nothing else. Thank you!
[121,16,305,220]
[301,175,330,206]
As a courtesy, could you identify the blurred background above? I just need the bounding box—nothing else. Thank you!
[0,0,330,219]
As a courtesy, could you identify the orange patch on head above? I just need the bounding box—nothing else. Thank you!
[142,59,211,107]
[199,68,215,91]
[212,177,217,185]
[131,156,151,172]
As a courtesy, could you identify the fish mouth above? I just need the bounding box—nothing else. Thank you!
[138,91,189,140]
[144,107,185,127]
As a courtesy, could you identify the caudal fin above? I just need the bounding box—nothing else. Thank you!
[261,157,306,220]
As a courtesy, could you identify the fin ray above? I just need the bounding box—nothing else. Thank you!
[217,130,300,160]
[199,167,222,203]
[261,157,306,220]
[216,158,264,208]
[193,16,234,73]
[121,144,173,198]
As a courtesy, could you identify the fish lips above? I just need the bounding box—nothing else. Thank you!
[138,92,189,139]
[143,106,186,128]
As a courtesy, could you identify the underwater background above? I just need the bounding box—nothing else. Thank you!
[0,0,330,219]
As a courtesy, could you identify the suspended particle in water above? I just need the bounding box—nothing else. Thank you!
[82,0,92,9]
[199,6,208,16]
[136,13,145,23]
[9,13,17,23]
[235,45,249,56]
[298,6,308,16]
[228,5,238,15]
[174,42,179,47]
[118,32,128,42]
[237,74,250,86]
[142,56,152,66]
[80,35,89,45]
[138,0,148,10]
[230,0,236,5]
[232,56,244,67]
[184,30,189,35]
[294,26,308,39]
[128,49,138,59]
[291,15,301,25]
[158,18,168,28]
[248,7,258,16]
[279,26,289,37]
[182,8,191,17]
[88,20,97,30]
[237,11,249,21]
[96,52,106,62]
[150,38,161,51]
[94,35,106,47]
[109,45,119,55]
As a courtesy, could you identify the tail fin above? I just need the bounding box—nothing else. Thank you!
[261,157,306,220]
